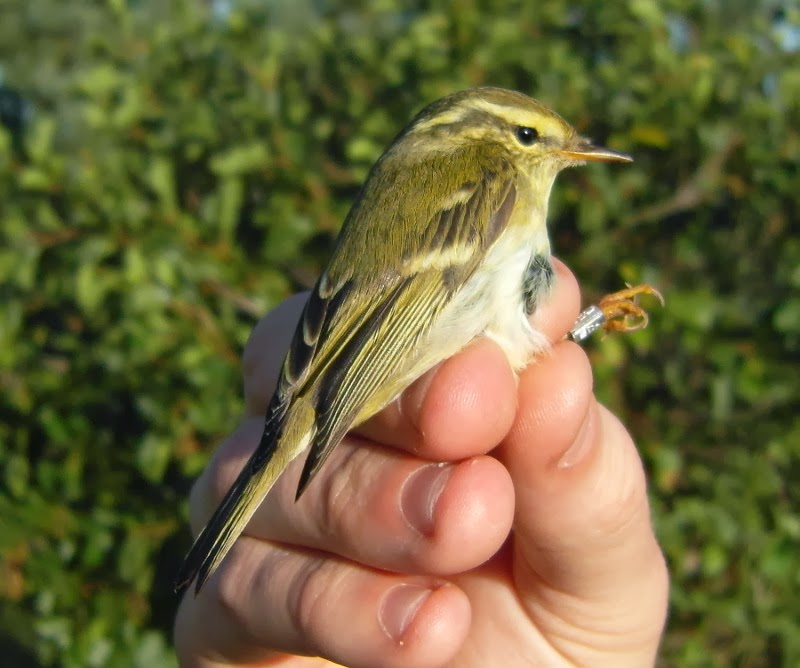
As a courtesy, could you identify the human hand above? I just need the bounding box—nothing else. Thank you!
[174,258,668,667]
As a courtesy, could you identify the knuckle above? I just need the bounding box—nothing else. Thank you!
[215,545,256,629]
[588,454,650,539]
[286,554,338,643]
[314,440,372,541]
[214,542,295,635]
[214,541,335,658]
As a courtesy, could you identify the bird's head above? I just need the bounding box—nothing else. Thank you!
[396,87,632,182]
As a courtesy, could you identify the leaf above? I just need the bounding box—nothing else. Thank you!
[210,142,270,176]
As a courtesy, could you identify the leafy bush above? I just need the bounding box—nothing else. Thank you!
[1,1,798,666]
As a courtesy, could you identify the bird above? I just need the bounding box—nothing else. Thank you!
[175,86,649,595]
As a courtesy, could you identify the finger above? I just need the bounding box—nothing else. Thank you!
[190,417,514,576]
[174,539,470,668]
[499,341,668,663]
[356,337,518,460]
[354,257,582,457]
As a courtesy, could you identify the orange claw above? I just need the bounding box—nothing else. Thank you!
[597,284,665,334]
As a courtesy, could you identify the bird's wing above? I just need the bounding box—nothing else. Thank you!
[175,158,518,595]
[291,160,518,494]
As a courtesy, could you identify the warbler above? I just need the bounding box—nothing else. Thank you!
[176,86,650,595]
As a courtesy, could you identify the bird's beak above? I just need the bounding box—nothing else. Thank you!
[560,138,633,163]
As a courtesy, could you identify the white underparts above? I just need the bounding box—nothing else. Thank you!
[431,224,552,372]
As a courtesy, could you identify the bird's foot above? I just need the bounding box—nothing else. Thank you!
[568,284,664,343]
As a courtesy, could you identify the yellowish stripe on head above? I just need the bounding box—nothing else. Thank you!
[465,98,575,142]
[412,107,470,133]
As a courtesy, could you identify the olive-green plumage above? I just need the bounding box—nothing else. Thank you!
[175,87,632,595]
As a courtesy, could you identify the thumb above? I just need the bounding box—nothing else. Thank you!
[499,341,668,666]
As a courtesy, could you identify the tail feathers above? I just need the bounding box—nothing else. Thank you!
[174,424,299,595]
[174,456,269,595]
[174,399,316,596]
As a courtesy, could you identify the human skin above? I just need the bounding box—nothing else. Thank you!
[174,258,669,667]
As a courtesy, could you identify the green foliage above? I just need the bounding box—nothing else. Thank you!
[0,1,797,665]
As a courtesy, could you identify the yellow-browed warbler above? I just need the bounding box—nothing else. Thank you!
[175,87,660,595]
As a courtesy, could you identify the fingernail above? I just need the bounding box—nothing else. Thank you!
[379,584,433,643]
[401,463,453,535]
[557,404,597,469]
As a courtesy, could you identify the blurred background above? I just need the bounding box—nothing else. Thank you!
[0,1,798,666]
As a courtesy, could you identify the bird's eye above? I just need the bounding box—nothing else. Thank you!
[515,126,539,146]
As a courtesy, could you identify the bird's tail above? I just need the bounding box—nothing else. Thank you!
[174,399,313,595]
